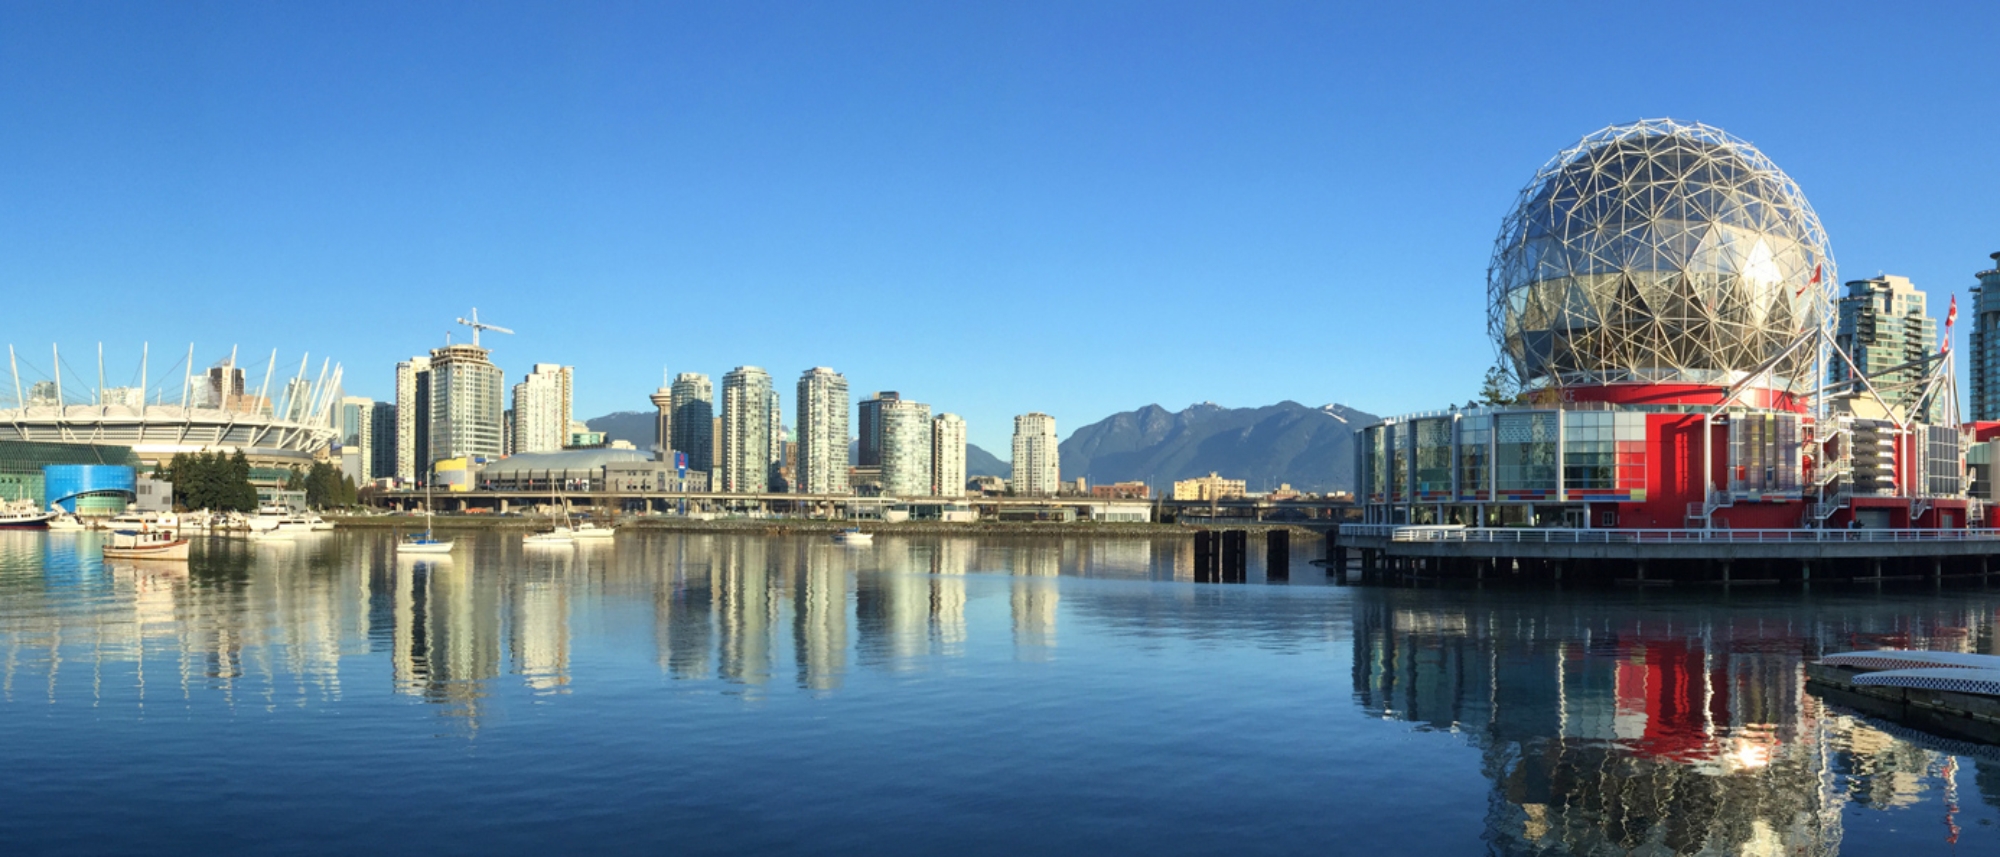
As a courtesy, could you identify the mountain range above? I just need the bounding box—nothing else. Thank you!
[586,400,1373,492]
[1058,401,1375,494]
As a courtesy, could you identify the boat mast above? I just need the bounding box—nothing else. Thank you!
[9,345,21,409]
[51,344,62,413]
[181,344,194,408]
[140,342,148,407]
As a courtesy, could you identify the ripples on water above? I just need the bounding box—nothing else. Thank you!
[1,530,1997,855]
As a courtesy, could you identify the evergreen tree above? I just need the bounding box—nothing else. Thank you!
[1477,360,1519,406]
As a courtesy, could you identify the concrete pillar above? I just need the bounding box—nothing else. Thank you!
[1721,560,1732,585]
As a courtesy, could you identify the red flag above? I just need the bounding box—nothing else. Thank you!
[1796,263,1823,298]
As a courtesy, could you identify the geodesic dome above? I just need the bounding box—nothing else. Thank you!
[1487,119,1835,393]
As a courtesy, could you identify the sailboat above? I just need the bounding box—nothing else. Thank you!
[523,497,577,547]
[397,483,454,555]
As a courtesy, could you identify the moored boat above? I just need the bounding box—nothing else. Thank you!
[832,528,873,545]
[0,499,56,529]
[104,529,191,561]
[1853,667,2000,697]
[524,530,575,547]
[1818,650,2000,672]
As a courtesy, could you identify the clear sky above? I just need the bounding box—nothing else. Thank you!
[4,1,1997,452]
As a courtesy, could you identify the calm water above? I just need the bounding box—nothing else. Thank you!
[3,530,1999,855]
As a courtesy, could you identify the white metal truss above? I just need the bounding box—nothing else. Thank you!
[1488,118,1837,395]
[0,344,341,458]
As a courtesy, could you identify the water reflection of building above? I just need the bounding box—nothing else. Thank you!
[1010,543,1060,656]
[510,577,569,691]
[1352,597,1837,855]
[393,557,501,723]
[793,543,849,691]
[928,539,971,655]
[856,539,932,668]
[1351,595,2000,855]
[655,535,716,680]
[715,538,772,686]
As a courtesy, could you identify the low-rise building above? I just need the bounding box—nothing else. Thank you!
[1090,481,1150,499]
[1172,472,1247,501]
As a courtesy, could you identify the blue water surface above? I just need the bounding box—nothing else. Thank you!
[1,530,1996,855]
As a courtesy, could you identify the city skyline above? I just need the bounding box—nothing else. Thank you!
[6,5,1998,454]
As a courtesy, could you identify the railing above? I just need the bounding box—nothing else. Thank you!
[1338,523,2000,544]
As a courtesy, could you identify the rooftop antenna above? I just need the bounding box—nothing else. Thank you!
[454,307,514,348]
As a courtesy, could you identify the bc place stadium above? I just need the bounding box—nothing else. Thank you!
[0,344,340,514]
[1336,118,2000,584]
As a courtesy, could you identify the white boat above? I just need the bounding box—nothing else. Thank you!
[0,498,56,529]
[1853,667,2000,697]
[523,530,575,547]
[397,534,454,554]
[569,521,616,540]
[395,488,454,555]
[303,512,335,532]
[249,504,314,534]
[44,512,85,532]
[104,529,191,561]
[832,528,873,545]
[106,511,179,533]
[1818,650,2000,672]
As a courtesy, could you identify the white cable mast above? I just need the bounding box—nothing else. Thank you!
[256,349,278,418]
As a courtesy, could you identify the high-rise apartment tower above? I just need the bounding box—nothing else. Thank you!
[671,373,714,474]
[931,413,966,496]
[1011,412,1059,496]
[796,367,850,495]
[879,398,932,496]
[720,366,774,493]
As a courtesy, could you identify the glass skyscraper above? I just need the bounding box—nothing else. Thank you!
[671,373,714,475]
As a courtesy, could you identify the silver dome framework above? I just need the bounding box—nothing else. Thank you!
[1487,119,1836,395]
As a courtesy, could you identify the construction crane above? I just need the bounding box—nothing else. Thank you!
[454,308,514,347]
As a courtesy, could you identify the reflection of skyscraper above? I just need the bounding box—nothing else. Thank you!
[393,559,501,725]
[793,544,849,691]
[510,579,570,691]
[716,537,771,685]
[654,536,716,680]
[1010,543,1060,656]
[928,539,972,654]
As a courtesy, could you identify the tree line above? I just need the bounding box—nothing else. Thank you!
[156,453,359,511]
[289,461,359,509]
[156,451,260,512]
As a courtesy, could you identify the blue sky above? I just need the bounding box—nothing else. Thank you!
[3,1,1997,452]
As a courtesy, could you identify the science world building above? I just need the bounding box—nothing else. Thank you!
[1350,120,1970,566]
